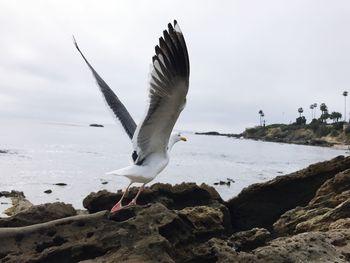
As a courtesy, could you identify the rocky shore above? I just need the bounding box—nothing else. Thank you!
[1,156,349,262]
[196,122,350,148]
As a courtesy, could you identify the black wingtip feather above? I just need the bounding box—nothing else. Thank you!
[73,37,137,140]
[168,23,174,32]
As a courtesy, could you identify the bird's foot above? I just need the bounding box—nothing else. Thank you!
[126,199,137,207]
[110,201,123,213]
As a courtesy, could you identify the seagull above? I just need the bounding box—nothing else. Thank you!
[74,20,190,213]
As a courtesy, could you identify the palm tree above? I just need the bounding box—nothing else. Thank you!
[319,103,328,123]
[313,103,317,119]
[310,104,314,120]
[343,91,348,122]
[320,103,327,114]
[330,112,342,123]
[298,107,304,117]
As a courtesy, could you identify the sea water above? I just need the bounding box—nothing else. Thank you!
[0,120,347,213]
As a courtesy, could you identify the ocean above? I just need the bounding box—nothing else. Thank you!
[0,120,347,214]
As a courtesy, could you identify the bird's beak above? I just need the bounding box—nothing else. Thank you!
[180,136,187,142]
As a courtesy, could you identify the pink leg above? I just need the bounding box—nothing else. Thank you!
[110,182,132,213]
[127,184,145,207]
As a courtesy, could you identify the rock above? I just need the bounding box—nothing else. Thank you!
[0,190,25,199]
[214,179,233,186]
[89,124,104,127]
[229,228,271,251]
[177,204,231,238]
[195,131,221,136]
[274,169,350,235]
[0,149,17,154]
[44,189,52,194]
[227,155,350,231]
[241,230,350,263]
[195,131,241,138]
[227,178,235,183]
[0,202,76,227]
[54,183,67,186]
[189,238,240,262]
[296,200,350,233]
[0,202,232,263]
[83,182,223,213]
[0,191,33,216]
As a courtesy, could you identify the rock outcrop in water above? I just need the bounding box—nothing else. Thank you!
[0,156,349,262]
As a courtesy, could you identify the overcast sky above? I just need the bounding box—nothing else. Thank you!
[1,0,350,132]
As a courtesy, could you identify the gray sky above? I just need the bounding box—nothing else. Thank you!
[1,0,350,133]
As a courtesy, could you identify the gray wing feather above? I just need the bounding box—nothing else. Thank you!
[132,20,190,163]
[73,37,136,139]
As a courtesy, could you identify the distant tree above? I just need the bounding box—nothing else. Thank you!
[296,116,306,125]
[330,112,342,123]
[313,103,318,118]
[319,103,329,123]
[310,104,314,120]
[298,107,304,117]
[320,112,330,123]
[343,91,348,122]
[320,103,328,115]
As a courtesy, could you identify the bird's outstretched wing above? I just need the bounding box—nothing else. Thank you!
[132,20,190,164]
[74,38,136,139]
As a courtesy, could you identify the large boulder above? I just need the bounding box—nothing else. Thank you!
[227,155,350,231]
[0,202,232,263]
[274,169,350,235]
[83,182,223,213]
[185,230,350,263]
[241,230,350,263]
[0,202,76,227]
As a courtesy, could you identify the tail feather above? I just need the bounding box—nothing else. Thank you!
[106,165,153,184]
[106,166,132,176]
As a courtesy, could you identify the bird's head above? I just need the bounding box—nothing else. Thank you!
[169,132,187,149]
[173,132,187,143]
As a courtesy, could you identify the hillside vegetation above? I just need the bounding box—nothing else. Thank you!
[243,121,350,147]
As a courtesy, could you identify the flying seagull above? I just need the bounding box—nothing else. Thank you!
[74,20,190,213]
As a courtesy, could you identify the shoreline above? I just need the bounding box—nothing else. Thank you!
[195,123,350,149]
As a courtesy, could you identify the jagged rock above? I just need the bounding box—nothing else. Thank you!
[243,230,350,263]
[0,190,33,216]
[229,228,271,251]
[0,203,231,263]
[0,202,77,227]
[227,155,350,231]
[274,169,350,235]
[189,238,240,262]
[83,182,223,213]
[177,204,231,238]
